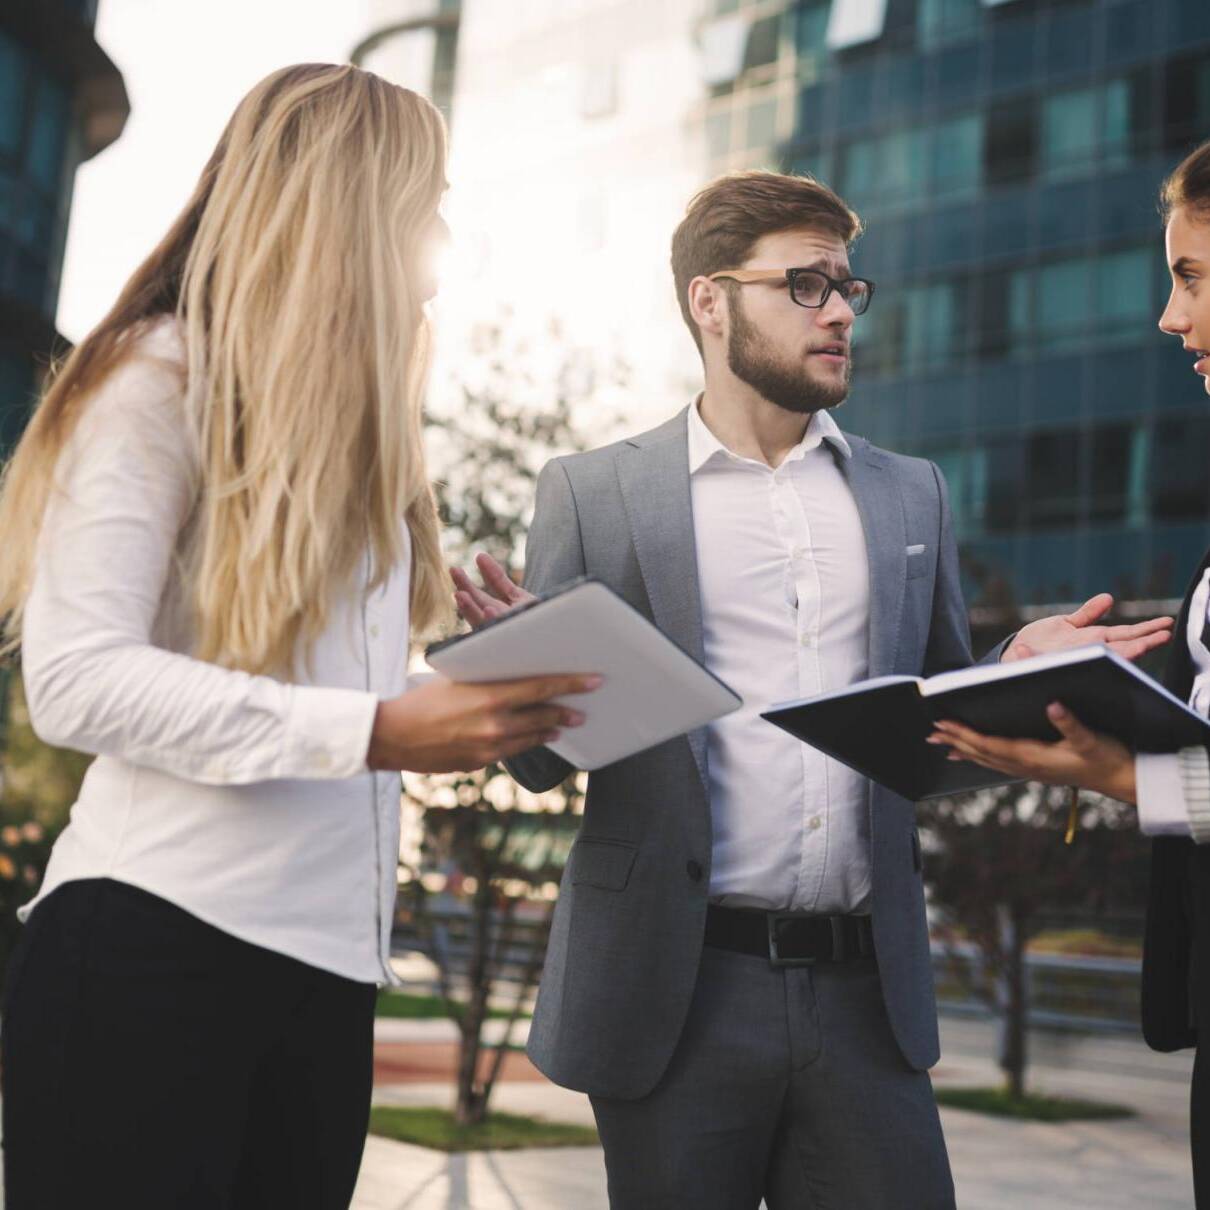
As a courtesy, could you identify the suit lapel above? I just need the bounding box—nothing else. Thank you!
[839,439,907,679]
[1166,549,1210,698]
[615,411,709,792]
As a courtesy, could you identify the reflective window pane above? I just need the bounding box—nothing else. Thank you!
[746,96,778,150]
[28,74,69,195]
[1024,430,1080,530]
[1041,87,1096,178]
[932,113,982,198]
[0,32,25,160]
[1096,248,1152,328]
[1037,257,1093,350]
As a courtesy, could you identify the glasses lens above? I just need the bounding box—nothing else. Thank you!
[841,279,873,315]
[790,270,829,308]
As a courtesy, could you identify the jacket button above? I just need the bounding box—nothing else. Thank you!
[686,860,703,883]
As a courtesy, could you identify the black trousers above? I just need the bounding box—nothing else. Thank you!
[1,878,378,1209]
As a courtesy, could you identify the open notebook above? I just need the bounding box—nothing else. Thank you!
[761,645,1210,801]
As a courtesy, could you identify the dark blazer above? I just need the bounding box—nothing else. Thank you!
[1141,548,1210,1053]
[506,408,998,1100]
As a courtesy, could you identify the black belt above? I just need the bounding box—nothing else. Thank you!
[704,903,875,967]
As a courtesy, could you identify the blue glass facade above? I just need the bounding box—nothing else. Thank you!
[0,2,126,456]
[708,0,1210,607]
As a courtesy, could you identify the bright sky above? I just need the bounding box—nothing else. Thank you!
[57,0,368,342]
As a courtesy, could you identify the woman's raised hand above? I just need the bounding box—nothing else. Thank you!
[367,672,601,773]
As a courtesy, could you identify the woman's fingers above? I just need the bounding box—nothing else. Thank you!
[490,673,604,710]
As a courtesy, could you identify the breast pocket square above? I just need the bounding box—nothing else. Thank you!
[905,544,926,556]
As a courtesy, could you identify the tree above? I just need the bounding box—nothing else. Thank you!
[399,320,625,1125]
[918,782,1149,1099]
[0,665,92,986]
[921,560,1155,1100]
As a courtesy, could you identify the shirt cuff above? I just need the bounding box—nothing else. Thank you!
[284,685,380,779]
[1180,746,1210,844]
[1136,753,1192,837]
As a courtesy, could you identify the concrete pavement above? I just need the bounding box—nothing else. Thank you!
[354,1015,1197,1209]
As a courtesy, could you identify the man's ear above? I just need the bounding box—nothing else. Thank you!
[688,276,727,344]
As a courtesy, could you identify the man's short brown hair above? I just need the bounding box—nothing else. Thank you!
[670,171,862,352]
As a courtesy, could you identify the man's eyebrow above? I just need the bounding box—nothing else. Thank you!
[795,257,852,276]
[1173,256,1203,275]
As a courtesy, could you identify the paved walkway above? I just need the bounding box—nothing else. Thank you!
[354,1016,1197,1210]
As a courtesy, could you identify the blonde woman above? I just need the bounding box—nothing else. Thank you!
[0,64,595,1208]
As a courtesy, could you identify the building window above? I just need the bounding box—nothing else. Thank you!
[1040,78,1136,181]
[0,34,26,162]
[1004,247,1154,357]
[903,281,958,371]
[917,0,980,51]
[744,14,781,74]
[986,99,1036,185]
[1152,415,1210,522]
[745,95,779,149]
[827,0,890,51]
[796,1,831,82]
[932,112,982,199]
[1024,430,1081,531]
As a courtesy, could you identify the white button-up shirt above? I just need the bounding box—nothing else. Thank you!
[18,319,406,984]
[687,399,873,913]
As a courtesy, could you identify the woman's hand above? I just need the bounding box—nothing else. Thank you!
[927,703,1137,804]
[367,673,601,773]
[451,553,536,628]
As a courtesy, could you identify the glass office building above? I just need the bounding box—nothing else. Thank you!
[0,1,128,457]
[704,0,1210,608]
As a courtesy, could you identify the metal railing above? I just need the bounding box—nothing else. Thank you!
[932,942,1142,1033]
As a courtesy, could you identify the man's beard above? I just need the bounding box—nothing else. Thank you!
[726,295,850,415]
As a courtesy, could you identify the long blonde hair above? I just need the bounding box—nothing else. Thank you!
[0,63,452,675]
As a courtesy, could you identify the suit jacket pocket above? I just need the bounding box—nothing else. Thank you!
[905,547,931,580]
[570,837,638,891]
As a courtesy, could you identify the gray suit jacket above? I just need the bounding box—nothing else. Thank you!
[509,407,990,1100]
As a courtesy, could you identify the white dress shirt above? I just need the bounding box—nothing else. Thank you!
[1137,565,1210,843]
[18,319,409,984]
[688,399,873,913]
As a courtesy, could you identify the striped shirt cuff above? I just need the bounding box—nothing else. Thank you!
[1179,745,1210,845]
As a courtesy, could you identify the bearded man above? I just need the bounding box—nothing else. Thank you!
[452,171,1170,1209]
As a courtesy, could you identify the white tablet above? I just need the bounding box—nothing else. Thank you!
[426,578,741,771]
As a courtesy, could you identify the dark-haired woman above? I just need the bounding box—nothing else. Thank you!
[929,140,1210,1206]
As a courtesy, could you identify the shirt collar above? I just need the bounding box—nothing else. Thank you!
[686,395,852,475]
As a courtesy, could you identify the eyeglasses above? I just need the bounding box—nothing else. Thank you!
[708,267,875,315]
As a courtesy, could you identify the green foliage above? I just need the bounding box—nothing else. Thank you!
[366,1106,599,1152]
[375,990,525,1021]
[934,1086,1134,1122]
[0,664,92,987]
[401,322,624,1126]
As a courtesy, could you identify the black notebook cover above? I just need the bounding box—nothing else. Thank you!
[760,646,1210,802]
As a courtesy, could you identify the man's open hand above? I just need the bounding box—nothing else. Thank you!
[1002,593,1172,664]
[451,553,537,629]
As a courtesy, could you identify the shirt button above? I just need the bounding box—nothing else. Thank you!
[369,623,381,639]
[686,859,704,883]
[314,753,332,772]
[792,546,807,559]
[799,634,813,647]
[809,816,822,831]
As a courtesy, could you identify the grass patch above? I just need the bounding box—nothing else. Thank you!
[367,1106,599,1151]
[935,1086,1135,1122]
[374,991,526,1021]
